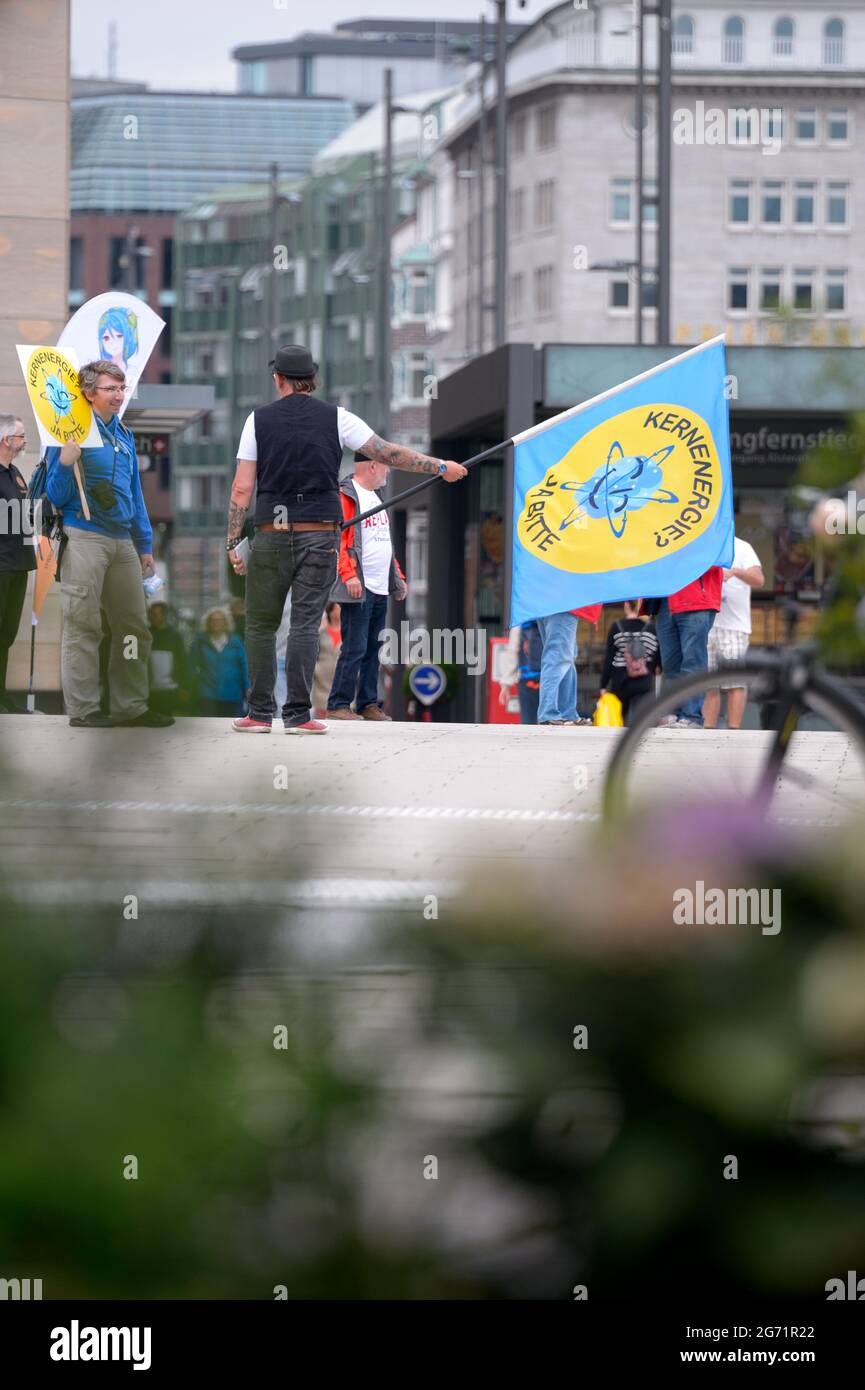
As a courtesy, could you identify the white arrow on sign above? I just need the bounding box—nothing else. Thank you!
[409,663,446,707]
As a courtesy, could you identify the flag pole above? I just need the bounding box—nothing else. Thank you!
[343,438,514,530]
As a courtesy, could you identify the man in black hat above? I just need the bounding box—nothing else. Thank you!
[227,345,466,734]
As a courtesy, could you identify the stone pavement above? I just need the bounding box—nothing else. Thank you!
[0,714,862,911]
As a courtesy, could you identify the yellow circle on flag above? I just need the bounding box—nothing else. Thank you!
[516,403,722,575]
[25,347,92,446]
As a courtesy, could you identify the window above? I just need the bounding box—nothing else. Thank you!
[69,236,83,291]
[534,179,555,229]
[794,181,815,226]
[794,108,817,143]
[536,104,557,150]
[408,271,431,317]
[509,271,524,321]
[723,16,744,65]
[825,268,847,312]
[534,264,554,316]
[731,109,753,143]
[823,18,845,66]
[792,268,815,312]
[827,108,849,142]
[759,267,781,312]
[640,274,658,310]
[610,177,632,224]
[609,277,630,310]
[161,238,174,290]
[761,181,783,226]
[509,186,525,235]
[765,108,784,142]
[826,181,849,227]
[641,178,658,226]
[512,110,527,155]
[727,266,749,311]
[773,17,794,57]
[672,15,694,55]
[729,180,751,225]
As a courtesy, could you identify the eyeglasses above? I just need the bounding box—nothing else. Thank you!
[94,386,126,394]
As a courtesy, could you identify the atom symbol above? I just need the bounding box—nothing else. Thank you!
[38,368,79,431]
[559,441,679,538]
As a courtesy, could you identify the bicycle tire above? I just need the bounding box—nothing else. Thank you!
[602,660,865,824]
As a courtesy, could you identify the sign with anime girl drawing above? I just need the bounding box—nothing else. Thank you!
[57,292,165,420]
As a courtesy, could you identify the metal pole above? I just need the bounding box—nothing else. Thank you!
[380,67,394,437]
[494,0,507,348]
[478,13,486,353]
[657,0,672,344]
[635,0,644,346]
[268,162,279,364]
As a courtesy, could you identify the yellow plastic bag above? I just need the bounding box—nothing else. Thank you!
[593,691,624,727]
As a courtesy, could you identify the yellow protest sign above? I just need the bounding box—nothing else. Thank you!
[16,345,97,447]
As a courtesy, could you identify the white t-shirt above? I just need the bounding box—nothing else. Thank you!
[352,482,393,595]
[236,407,373,460]
[715,537,761,633]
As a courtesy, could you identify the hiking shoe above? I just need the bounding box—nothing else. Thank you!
[113,710,175,728]
[326,708,364,721]
[674,718,703,728]
[232,715,272,733]
[539,719,567,725]
[359,704,391,721]
[286,719,328,735]
[657,714,679,727]
[69,712,113,728]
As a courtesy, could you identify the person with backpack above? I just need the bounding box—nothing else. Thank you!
[599,601,661,724]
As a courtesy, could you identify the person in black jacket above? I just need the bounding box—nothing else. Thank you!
[225,344,466,735]
[599,601,661,724]
[0,414,36,713]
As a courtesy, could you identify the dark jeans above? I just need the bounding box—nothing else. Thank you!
[655,600,715,724]
[245,529,338,726]
[518,677,539,725]
[610,675,654,725]
[0,569,27,699]
[328,592,388,712]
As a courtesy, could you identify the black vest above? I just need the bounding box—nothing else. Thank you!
[253,394,343,525]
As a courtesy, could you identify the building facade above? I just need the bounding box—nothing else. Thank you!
[234,17,525,107]
[433,0,865,366]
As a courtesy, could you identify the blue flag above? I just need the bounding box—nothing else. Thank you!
[510,336,734,625]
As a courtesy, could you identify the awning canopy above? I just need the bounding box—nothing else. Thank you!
[123,384,216,438]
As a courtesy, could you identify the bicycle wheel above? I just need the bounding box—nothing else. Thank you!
[603,661,865,826]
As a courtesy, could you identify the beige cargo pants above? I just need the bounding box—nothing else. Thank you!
[59,529,151,720]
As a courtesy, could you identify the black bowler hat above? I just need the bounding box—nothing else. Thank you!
[269,344,318,377]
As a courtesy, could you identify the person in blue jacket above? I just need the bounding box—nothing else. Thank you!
[45,358,172,728]
[191,606,248,717]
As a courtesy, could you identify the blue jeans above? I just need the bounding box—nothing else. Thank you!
[328,592,389,712]
[655,601,715,724]
[537,612,578,722]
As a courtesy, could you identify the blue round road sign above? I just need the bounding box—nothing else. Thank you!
[409,663,447,707]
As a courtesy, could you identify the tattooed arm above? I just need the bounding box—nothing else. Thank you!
[358,435,467,483]
[227,457,256,571]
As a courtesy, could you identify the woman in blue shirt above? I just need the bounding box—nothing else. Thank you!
[191,606,248,717]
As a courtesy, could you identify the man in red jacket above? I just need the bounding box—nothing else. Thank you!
[655,568,722,727]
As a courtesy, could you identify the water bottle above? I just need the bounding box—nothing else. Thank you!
[143,573,163,596]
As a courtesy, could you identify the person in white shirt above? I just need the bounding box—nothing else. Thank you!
[328,459,408,720]
[703,535,764,729]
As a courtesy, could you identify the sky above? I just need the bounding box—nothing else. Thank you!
[71,0,555,91]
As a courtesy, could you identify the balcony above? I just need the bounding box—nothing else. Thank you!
[823,38,845,66]
[722,37,744,66]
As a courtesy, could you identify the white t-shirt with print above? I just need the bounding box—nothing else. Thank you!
[236,407,373,460]
[715,537,761,633]
[352,482,393,595]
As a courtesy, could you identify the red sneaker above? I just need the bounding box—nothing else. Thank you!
[232,715,272,733]
[285,719,328,735]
